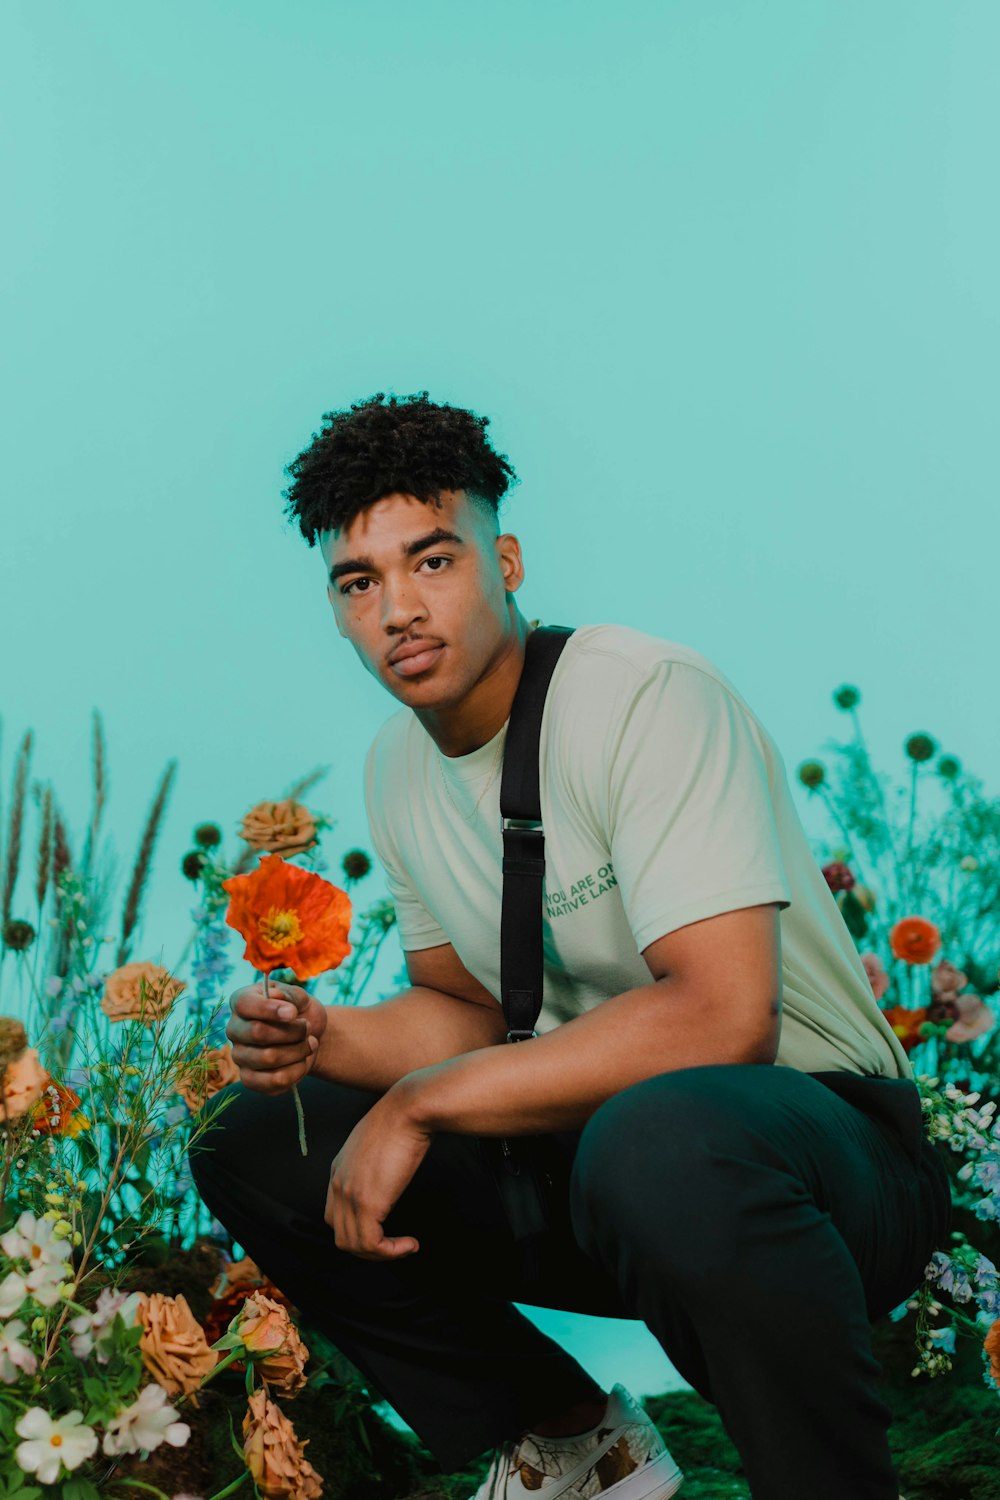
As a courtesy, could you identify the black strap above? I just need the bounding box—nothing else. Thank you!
[499,624,575,1042]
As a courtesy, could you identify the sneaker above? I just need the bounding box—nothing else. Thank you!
[468,1382,684,1499]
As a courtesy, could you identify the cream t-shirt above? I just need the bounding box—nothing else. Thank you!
[363,623,912,1079]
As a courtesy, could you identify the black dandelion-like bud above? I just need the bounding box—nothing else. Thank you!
[182,850,208,882]
[797,760,826,790]
[2,919,36,952]
[342,849,372,882]
[194,822,223,848]
[905,733,937,764]
[833,685,861,711]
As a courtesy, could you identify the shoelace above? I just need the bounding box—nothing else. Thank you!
[482,1434,521,1500]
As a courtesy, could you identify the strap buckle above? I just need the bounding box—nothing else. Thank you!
[506,1028,537,1042]
[502,817,543,832]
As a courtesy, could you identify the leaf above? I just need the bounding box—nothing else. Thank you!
[61,1480,102,1500]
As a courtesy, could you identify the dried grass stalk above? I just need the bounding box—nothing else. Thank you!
[35,784,54,912]
[117,759,178,966]
[1,729,33,926]
[52,808,73,893]
[91,708,107,844]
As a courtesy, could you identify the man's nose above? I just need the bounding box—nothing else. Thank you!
[381,577,428,630]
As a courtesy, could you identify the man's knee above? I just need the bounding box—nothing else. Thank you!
[568,1064,795,1271]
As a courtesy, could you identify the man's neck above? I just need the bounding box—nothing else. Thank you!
[415,614,534,758]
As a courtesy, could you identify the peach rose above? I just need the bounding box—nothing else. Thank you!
[945,992,995,1045]
[1,1048,51,1121]
[134,1292,218,1405]
[239,800,318,857]
[210,1254,265,1301]
[233,1293,309,1397]
[101,962,186,1024]
[242,1387,323,1500]
[174,1045,240,1114]
[931,959,969,999]
[860,952,890,1003]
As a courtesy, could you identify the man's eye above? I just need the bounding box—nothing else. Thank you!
[421,555,451,573]
[340,556,451,597]
[340,578,371,596]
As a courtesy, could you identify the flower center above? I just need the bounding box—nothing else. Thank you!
[50,1435,63,1447]
[257,906,304,949]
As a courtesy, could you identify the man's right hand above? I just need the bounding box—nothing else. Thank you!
[226,981,328,1095]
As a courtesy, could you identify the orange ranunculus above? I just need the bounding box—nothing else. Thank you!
[28,1080,89,1137]
[222,855,352,981]
[889,917,941,967]
[881,1004,930,1054]
[985,1320,1000,1389]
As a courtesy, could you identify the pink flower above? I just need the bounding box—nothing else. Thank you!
[861,952,890,1003]
[945,993,995,1045]
[932,959,969,999]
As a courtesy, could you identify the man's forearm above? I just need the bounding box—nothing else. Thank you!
[391,973,780,1136]
[310,986,507,1093]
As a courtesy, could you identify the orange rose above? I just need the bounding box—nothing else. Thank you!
[174,1045,240,1114]
[233,1293,309,1397]
[881,1004,930,1054]
[101,962,186,1024]
[134,1292,218,1405]
[239,800,318,857]
[223,855,351,981]
[1,1048,51,1122]
[242,1387,323,1500]
[889,917,941,967]
[985,1320,1000,1389]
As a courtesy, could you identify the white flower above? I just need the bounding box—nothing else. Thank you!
[15,1407,98,1483]
[102,1383,191,1456]
[0,1319,38,1382]
[70,1287,143,1361]
[1,1212,73,1309]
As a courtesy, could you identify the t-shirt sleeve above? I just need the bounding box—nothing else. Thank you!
[604,660,792,955]
[363,736,450,953]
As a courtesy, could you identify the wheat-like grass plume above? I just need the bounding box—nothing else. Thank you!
[35,784,54,912]
[117,759,178,966]
[1,729,33,928]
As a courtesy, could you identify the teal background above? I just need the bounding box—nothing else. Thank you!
[2,0,997,1411]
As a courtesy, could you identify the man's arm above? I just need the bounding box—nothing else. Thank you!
[309,941,508,1091]
[389,903,783,1136]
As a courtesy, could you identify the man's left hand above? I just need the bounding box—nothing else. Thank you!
[324,1086,434,1260]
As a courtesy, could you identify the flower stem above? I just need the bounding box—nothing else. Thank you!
[262,974,308,1158]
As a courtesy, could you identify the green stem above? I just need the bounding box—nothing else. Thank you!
[206,1472,252,1500]
[262,973,308,1158]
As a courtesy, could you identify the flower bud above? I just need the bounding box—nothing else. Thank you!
[797,760,826,790]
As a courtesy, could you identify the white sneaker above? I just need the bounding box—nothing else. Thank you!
[467,1383,684,1499]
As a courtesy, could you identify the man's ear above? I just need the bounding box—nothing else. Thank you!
[496,532,524,594]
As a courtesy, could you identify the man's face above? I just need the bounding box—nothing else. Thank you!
[320,489,525,708]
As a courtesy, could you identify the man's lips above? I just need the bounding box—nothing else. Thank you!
[387,641,445,677]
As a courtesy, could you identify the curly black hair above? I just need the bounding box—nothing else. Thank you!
[282,391,520,547]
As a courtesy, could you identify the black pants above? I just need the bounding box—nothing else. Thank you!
[188,1062,952,1500]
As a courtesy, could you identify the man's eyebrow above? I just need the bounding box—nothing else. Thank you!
[328,528,466,585]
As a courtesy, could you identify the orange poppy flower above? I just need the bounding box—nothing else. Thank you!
[985,1319,1000,1389]
[881,1004,930,1054]
[223,854,352,980]
[889,917,941,967]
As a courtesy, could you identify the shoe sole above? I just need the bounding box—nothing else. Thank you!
[593,1448,685,1500]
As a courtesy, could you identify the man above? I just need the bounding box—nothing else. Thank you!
[190,391,951,1500]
